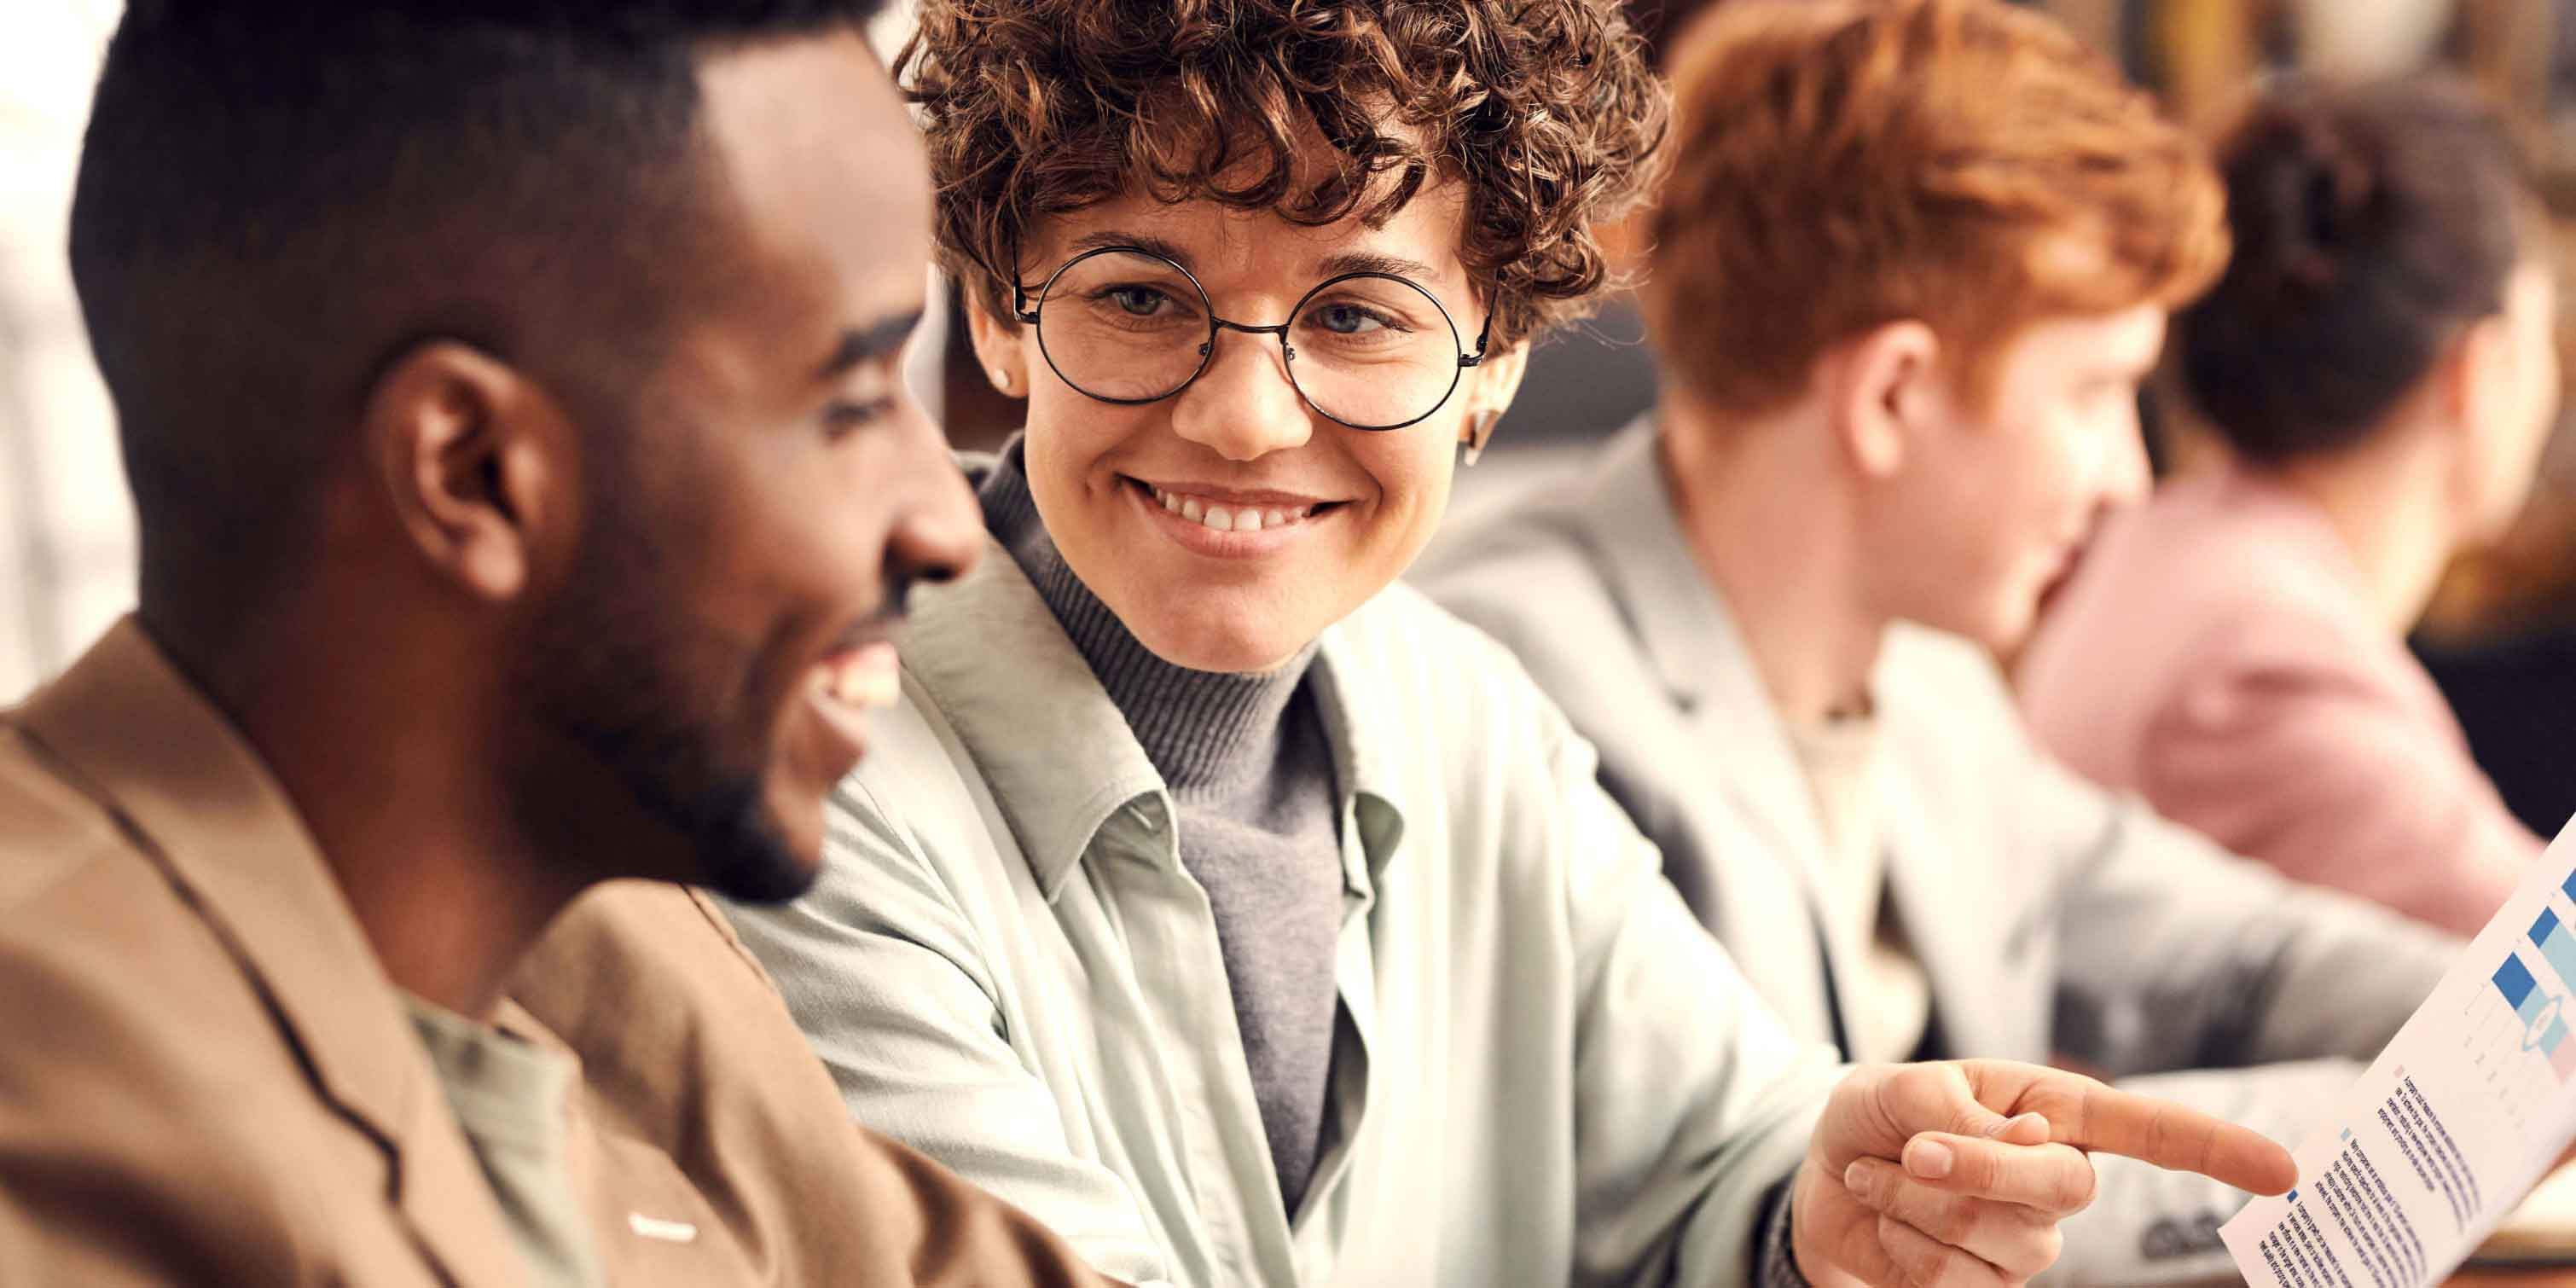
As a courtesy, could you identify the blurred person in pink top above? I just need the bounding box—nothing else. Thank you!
[2020,76,2559,937]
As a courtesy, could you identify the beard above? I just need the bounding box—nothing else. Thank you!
[510,483,818,906]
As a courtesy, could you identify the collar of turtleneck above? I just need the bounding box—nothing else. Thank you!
[977,439,1318,798]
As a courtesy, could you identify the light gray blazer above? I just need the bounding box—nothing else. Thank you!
[1414,416,2463,1285]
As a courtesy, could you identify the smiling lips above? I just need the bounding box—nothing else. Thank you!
[1146,484,1324,533]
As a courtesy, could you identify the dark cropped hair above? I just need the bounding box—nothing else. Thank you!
[72,0,884,623]
[2179,76,2537,465]
[900,0,1668,350]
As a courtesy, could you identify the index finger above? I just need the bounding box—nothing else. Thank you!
[2047,1082,2296,1195]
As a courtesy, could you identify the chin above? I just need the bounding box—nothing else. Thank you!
[1142,619,1313,675]
[1117,591,1320,675]
[692,782,823,905]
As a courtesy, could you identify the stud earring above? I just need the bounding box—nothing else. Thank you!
[1462,409,1501,466]
[991,368,1015,396]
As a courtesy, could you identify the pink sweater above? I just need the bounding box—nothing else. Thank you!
[2019,470,2542,937]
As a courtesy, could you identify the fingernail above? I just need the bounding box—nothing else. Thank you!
[1843,1159,1876,1201]
[1906,1138,1955,1180]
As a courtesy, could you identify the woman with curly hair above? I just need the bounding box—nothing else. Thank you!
[728,3,2296,1285]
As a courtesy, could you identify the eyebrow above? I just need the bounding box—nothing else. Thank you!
[1065,230,1193,270]
[1056,230,1444,286]
[814,309,926,380]
[1316,250,1443,282]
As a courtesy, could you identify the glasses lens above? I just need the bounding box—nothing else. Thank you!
[1285,275,1464,429]
[1036,251,1210,403]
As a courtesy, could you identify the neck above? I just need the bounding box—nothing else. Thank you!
[1658,403,1887,726]
[2256,421,2461,633]
[155,606,584,1021]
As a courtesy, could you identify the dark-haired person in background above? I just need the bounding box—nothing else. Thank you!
[0,3,1117,1285]
[2021,77,2558,937]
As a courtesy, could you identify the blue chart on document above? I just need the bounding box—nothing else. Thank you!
[2223,830,2576,1288]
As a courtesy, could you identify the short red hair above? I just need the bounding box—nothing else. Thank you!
[1644,0,2228,415]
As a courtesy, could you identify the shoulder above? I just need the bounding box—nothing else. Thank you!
[1330,579,1585,753]
[1414,489,1626,652]
[0,744,365,1277]
[0,725,140,915]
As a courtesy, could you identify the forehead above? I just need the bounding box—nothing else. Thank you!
[692,34,931,334]
[1029,177,1472,300]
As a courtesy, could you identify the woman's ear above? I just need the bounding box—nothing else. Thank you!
[1830,319,1941,480]
[1457,340,1531,464]
[963,283,1032,399]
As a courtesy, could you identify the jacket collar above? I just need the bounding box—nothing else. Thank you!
[16,618,524,1285]
[898,518,1414,903]
[1553,418,1837,870]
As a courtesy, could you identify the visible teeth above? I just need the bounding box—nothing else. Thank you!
[823,651,900,710]
[1147,484,1321,534]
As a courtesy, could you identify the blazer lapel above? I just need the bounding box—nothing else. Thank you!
[18,620,524,1286]
[1561,421,1858,1047]
[1871,647,2046,1065]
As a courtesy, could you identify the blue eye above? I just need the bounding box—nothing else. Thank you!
[1313,302,1387,335]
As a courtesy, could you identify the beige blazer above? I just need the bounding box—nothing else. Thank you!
[0,620,1117,1287]
[516,881,1122,1288]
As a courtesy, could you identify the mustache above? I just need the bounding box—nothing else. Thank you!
[827,569,922,653]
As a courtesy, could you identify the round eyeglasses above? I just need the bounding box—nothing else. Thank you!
[1012,246,1492,432]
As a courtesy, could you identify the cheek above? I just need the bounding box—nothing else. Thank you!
[2013,409,2107,513]
[1352,431,1457,560]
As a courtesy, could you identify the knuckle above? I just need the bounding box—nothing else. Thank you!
[1929,1196,1982,1246]
[1886,1217,1976,1288]
[2000,1220,2063,1279]
[2036,1224,2065,1271]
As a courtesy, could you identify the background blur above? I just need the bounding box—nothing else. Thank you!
[10,1,2576,825]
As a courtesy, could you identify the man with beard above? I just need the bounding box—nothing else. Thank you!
[0,2,1118,1285]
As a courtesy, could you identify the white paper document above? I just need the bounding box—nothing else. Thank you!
[2224,820,2576,1286]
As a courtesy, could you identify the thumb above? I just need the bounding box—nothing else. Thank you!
[1985,1111,2052,1146]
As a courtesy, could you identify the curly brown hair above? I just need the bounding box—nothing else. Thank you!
[899,0,1666,350]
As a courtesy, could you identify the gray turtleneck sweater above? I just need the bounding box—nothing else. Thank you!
[981,444,1345,1217]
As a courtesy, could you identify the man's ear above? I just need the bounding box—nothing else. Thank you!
[963,285,1032,399]
[361,339,571,605]
[1457,339,1531,463]
[1829,319,1941,480]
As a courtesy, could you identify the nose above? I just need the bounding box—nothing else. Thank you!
[883,399,983,597]
[1167,328,1314,462]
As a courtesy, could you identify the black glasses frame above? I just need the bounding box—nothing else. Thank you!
[1011,244,1493,432]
